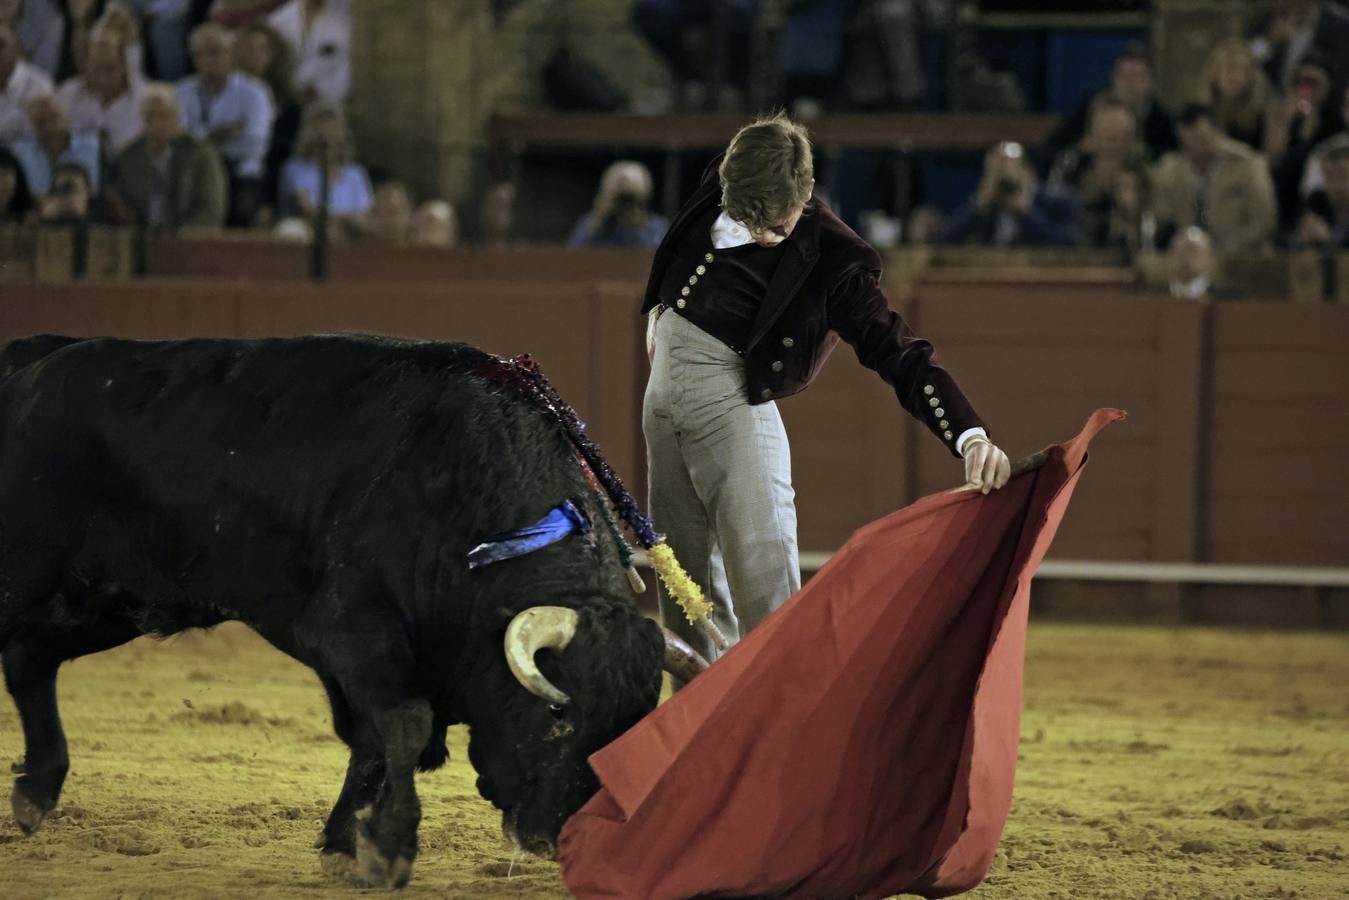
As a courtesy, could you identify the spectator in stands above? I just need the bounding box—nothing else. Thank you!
[0,143,34,219]
[276,106,370,237]
[1105,162,1156,256]
[1247,0,1349,95]
[1,19,54,143]
[568,160,668,249]
[1294,137,1349,248]
[176,22,271,226]
[1272,51,1345,231]
[1299,83,1349,195]
[362,176,410,241]
[632,0,756,112]
[9,91,100,193]
[1048,98,1145,246]
[233,20,297,216]
[477,179,514,247]
[409,198,456,247]
[1040,43,1177,171]
[267,0,348,109]
[1152,104,1277,253]
[15,0,64,79]
[94,0,141,73]
[35,155,89,221]
[131,0,193,81]
[106,82,227,230]
[1164,226,1217,300]
[1197,37,1287,158]
[45,0,100,81]
[939,140,1081,248]
[56,25,144,152]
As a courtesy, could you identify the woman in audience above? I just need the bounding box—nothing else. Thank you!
[276,105,370,237]
[53,0,138,80]
[234,18,298,217]
[0,144,35,221]
[1196,38,1287,159]
[1104,162,1157,256]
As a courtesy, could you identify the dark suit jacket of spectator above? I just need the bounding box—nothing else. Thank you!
[111,134,227,231]
[1247,1,1349,92]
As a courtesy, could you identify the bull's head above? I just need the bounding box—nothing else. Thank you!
[465,604,706,855]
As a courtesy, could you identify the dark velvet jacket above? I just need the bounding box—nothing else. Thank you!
[641,161,985,457]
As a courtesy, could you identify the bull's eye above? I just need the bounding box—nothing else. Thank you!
[546,703,566,719]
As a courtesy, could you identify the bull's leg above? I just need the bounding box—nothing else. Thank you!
[314,683,448,868]
[307,595,430,889]
[350,698,433,889]
[314,677,385,868]
[3,619,141,833]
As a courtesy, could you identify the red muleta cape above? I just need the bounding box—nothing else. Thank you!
[558,409,1123,899]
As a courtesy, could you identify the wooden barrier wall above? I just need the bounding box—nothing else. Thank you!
[1,273,1346,568]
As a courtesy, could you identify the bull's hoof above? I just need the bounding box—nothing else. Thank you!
[352,807,413,889]
[11,783,47,834]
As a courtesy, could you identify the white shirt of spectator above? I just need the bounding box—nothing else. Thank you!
[269,0,351,108]
[708,209,989,457]
[0,58,54,144]
[175,71,274,178]
[57,75,147,155]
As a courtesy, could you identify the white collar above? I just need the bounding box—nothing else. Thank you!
[710,209,755,249]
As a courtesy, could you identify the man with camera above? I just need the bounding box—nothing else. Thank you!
[939,140,1082,247]
[568,159,668,249]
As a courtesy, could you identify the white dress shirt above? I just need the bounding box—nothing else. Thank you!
[56,76,147,154]
[268,0,351,108]
[175,72,274,177]
[710,210,988,456]
[0,59,54,144]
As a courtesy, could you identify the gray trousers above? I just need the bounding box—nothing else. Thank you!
[643,310,801,668]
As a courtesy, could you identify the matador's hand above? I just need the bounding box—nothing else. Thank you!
[962,437,1011,494]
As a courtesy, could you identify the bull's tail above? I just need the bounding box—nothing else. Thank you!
[474,353,727,650]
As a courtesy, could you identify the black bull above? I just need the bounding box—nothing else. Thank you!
[0,334,702,888]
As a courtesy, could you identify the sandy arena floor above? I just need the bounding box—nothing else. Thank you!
[0,622,1345,899]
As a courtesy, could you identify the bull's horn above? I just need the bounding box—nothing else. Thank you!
[504,607,579,706]
[661,627,710,685]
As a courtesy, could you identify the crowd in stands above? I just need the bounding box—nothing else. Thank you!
[0,0,455,244]
[897,3,1349,297]
[3,0,1349,274]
